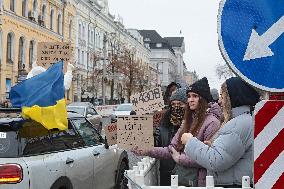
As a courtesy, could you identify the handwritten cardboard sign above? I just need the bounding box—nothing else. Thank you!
[117,115,154,150]
[130,87,164,115]
[104,123,117,146]
[37,42,73,71]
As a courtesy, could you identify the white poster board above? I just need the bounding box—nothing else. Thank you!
[117,115,154,150]
[130,87,164,115]
[37,42,73,71]
[104,123,117,146]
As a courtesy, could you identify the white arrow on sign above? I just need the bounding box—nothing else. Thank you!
[243,15,284,61]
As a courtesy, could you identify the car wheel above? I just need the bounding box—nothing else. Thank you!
[116,161,129,189]
[50,177,72,189]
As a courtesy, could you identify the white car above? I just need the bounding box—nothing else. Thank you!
[0,108,129,189]
[67,102,103,134]
[111,103,133,122]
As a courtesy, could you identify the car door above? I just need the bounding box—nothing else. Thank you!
[72,118,118,189]
[50,121,95,189]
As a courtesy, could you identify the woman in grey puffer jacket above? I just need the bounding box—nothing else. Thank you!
[182,77,260,188]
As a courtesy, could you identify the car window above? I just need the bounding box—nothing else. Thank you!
[0,119,84,157]
[67,106,85,116]
[22,121,84,155]
[72,118,101,146]
[87,108,98,115]
[116,105,132,111]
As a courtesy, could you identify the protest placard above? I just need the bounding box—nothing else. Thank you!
[130,87,164,115]
[104,123,117,146]
[117,115,154,151]
[37,42,73,71]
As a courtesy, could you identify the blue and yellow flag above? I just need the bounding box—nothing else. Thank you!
[9,61,67,130]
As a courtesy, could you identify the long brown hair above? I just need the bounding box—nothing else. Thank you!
[176,97,208,151]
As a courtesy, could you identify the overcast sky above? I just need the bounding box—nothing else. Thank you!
[108,0,226,89]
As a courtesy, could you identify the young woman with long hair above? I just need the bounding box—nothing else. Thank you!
[133,77,222,186]
[182,77,260,188]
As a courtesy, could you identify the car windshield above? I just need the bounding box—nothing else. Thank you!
[116,105,132,111]
[67,107,85,116]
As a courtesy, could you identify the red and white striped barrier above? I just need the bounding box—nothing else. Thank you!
[254,100,284,189]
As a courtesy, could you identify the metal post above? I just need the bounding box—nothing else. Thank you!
[102,33,107,105]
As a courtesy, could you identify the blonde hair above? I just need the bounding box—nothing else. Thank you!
[221,82,232,126]
[208,83,232,143]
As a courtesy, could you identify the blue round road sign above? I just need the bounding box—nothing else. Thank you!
[218,0,284,92]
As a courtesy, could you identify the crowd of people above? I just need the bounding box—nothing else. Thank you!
[132,76,260,188]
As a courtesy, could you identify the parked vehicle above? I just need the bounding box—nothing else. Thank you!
[67,102,103,133]
[111,103,133,122]
[0,108,129,189]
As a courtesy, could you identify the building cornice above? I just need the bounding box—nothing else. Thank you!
[4,10,63,40]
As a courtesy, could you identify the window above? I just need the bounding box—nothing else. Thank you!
[33,0,37,12]
[57,14,62,34]
[87,53,89,67]
[82,51,84,64]
[22,0,27,16]
[7,33,14,63]
[18,37,25,70]
[82,26,85,39]
[0,30,2,64]
[29,41,35,68]
[156,43,162,48]
[78,23,81,39]
[72,118,101,146]
[6,78,11,92]
[87,108,98,116]
[78,49,80,64]
[9,120,83,156]
[41,5,46,22]
[69,20,72,39]
[10,0,15,12]
[50,9,54,30]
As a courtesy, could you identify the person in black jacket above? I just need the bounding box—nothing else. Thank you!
[154,87,187,185]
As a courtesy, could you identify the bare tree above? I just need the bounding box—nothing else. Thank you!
[216,63,235,80]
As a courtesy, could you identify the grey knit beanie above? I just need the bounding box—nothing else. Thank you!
[170,88,187,103]
[210,88,219,102]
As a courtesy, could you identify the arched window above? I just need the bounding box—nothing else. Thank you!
[42,5,46,22]
[29,41,35,68]
[0,30,2,64]
[10,0,15,12]
[33,0,37,12]
[50,9,54,30]
[57,14,62,34]
[69,20,72,39]
[22,0,27,16]
[18,37,25,70]
[82,25,85,39]
[7,33,14,63]
[78,23,81,39]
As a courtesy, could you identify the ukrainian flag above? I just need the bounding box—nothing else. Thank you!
[9,61,67,130]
